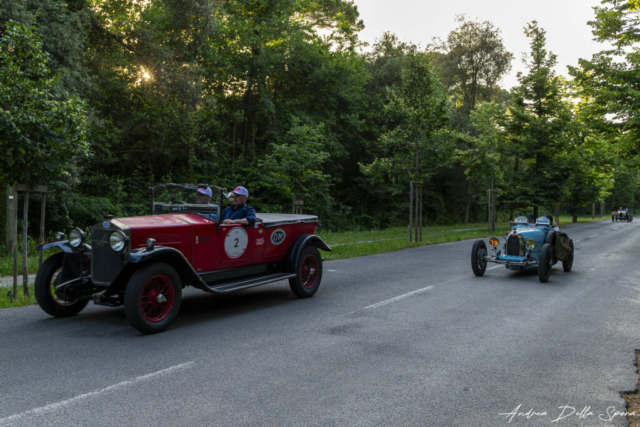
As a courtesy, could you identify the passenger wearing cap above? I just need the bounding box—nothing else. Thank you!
[196,186,218,220]
[196,187,214,205]
[221,186,256,226]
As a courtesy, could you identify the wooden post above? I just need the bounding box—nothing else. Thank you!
[601,201,605,216]
[5,186,13,256]
[419,184,423,242]
[492,190,496,233]
[487,190,491,235]
[22,191,29,296]
[555,204,561,226]
[592,203,595,221]
[39,192,47,266]
[12,185,18,299]
[409,182,413,242]
[414,183,419,242]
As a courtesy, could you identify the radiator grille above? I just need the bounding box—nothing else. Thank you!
[506,235,521,256]
[91,228,126,285]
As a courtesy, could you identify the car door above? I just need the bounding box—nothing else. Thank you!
[218,224,255,266]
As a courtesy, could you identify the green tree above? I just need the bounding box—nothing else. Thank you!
[361,53,453,221]
[0,20,88,186]
[569,0,640,165]
[505,22,572,217]
[430,15,513,115]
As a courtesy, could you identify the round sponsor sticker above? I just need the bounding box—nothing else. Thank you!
[224,227,249,259]
[102,221,110,228]
[270,228,286,245]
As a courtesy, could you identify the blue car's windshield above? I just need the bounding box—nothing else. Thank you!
[535,217,550,226]
[514,216,528,225]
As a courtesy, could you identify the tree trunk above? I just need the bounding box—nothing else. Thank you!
[533,206,539,218]
[572,207,578,223]
[592,203,595,221]
[554,204,561,226]
[22,191,29,296]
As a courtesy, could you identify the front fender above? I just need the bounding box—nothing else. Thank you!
[102,247,204,296]
[37,240,92,254]
[285,234,331,273]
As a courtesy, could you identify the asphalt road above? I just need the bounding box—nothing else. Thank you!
[1,219,640,426]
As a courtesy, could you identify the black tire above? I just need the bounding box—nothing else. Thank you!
[124,263,182,334]
[471,240,488,277]
[538,243,552,283]
[562,239,574,272]
[289,246,323,298]
[35,252,89,317]
[545,231,558,265]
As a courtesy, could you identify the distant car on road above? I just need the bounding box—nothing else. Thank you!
[612,209,632,222]
[471,216,574,283]
[35,183,331,334]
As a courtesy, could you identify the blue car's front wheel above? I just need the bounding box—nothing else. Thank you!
[471,240,488,277]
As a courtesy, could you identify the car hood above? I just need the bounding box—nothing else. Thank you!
[116,213,198,229]
[514,227,547,239]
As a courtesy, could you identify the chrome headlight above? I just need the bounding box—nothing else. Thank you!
[525,239,536,250]
[109,230,127,252]
[68,228,85,248]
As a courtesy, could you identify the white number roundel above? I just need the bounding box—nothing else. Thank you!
[224,227,248,259]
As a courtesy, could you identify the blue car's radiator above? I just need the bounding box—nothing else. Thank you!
[506,235,522,257]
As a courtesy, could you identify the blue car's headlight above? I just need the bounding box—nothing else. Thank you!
[525,239,535,250]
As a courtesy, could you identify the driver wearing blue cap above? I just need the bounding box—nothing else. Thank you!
[221,186,256,226]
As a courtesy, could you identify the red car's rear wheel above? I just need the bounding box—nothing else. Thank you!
[289,246,323,298]
[125,263,182,334]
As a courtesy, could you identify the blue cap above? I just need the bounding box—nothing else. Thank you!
[231,186,249,197]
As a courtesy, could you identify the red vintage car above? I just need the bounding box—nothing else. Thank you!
[35,184,331,334]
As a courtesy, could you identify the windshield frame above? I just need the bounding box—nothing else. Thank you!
[149,183,226,221]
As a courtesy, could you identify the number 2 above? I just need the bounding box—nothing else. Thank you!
[234,238,239,247]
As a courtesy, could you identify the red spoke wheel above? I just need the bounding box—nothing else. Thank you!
[125,263,182,334]
[35,252,89,317]
[289,246,323,298]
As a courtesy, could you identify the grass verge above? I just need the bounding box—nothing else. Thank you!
[319,215,613,261]
[0,284,36,309]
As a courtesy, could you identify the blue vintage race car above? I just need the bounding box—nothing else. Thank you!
[612,210,633,222]
[471,216,574,283]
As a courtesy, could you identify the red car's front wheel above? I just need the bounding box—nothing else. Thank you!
[125,263,182,334]
[289,246,323,298]
[35,252,89,317]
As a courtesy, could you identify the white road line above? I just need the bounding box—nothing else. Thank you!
[588,234,598,238]
[0,362,194,427]
[487,265,503,270]
[327,269,338,273]
[574,240,581,243]
[362,286,434,311]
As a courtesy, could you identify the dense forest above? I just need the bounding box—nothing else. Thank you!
[1,0,639,240]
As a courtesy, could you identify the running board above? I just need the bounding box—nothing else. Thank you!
[205,273,296,294]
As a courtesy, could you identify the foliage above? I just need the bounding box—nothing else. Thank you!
[0,20,88,186]
[430,15,513,115]
[504,22,572,213]
[0,0,636,239]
